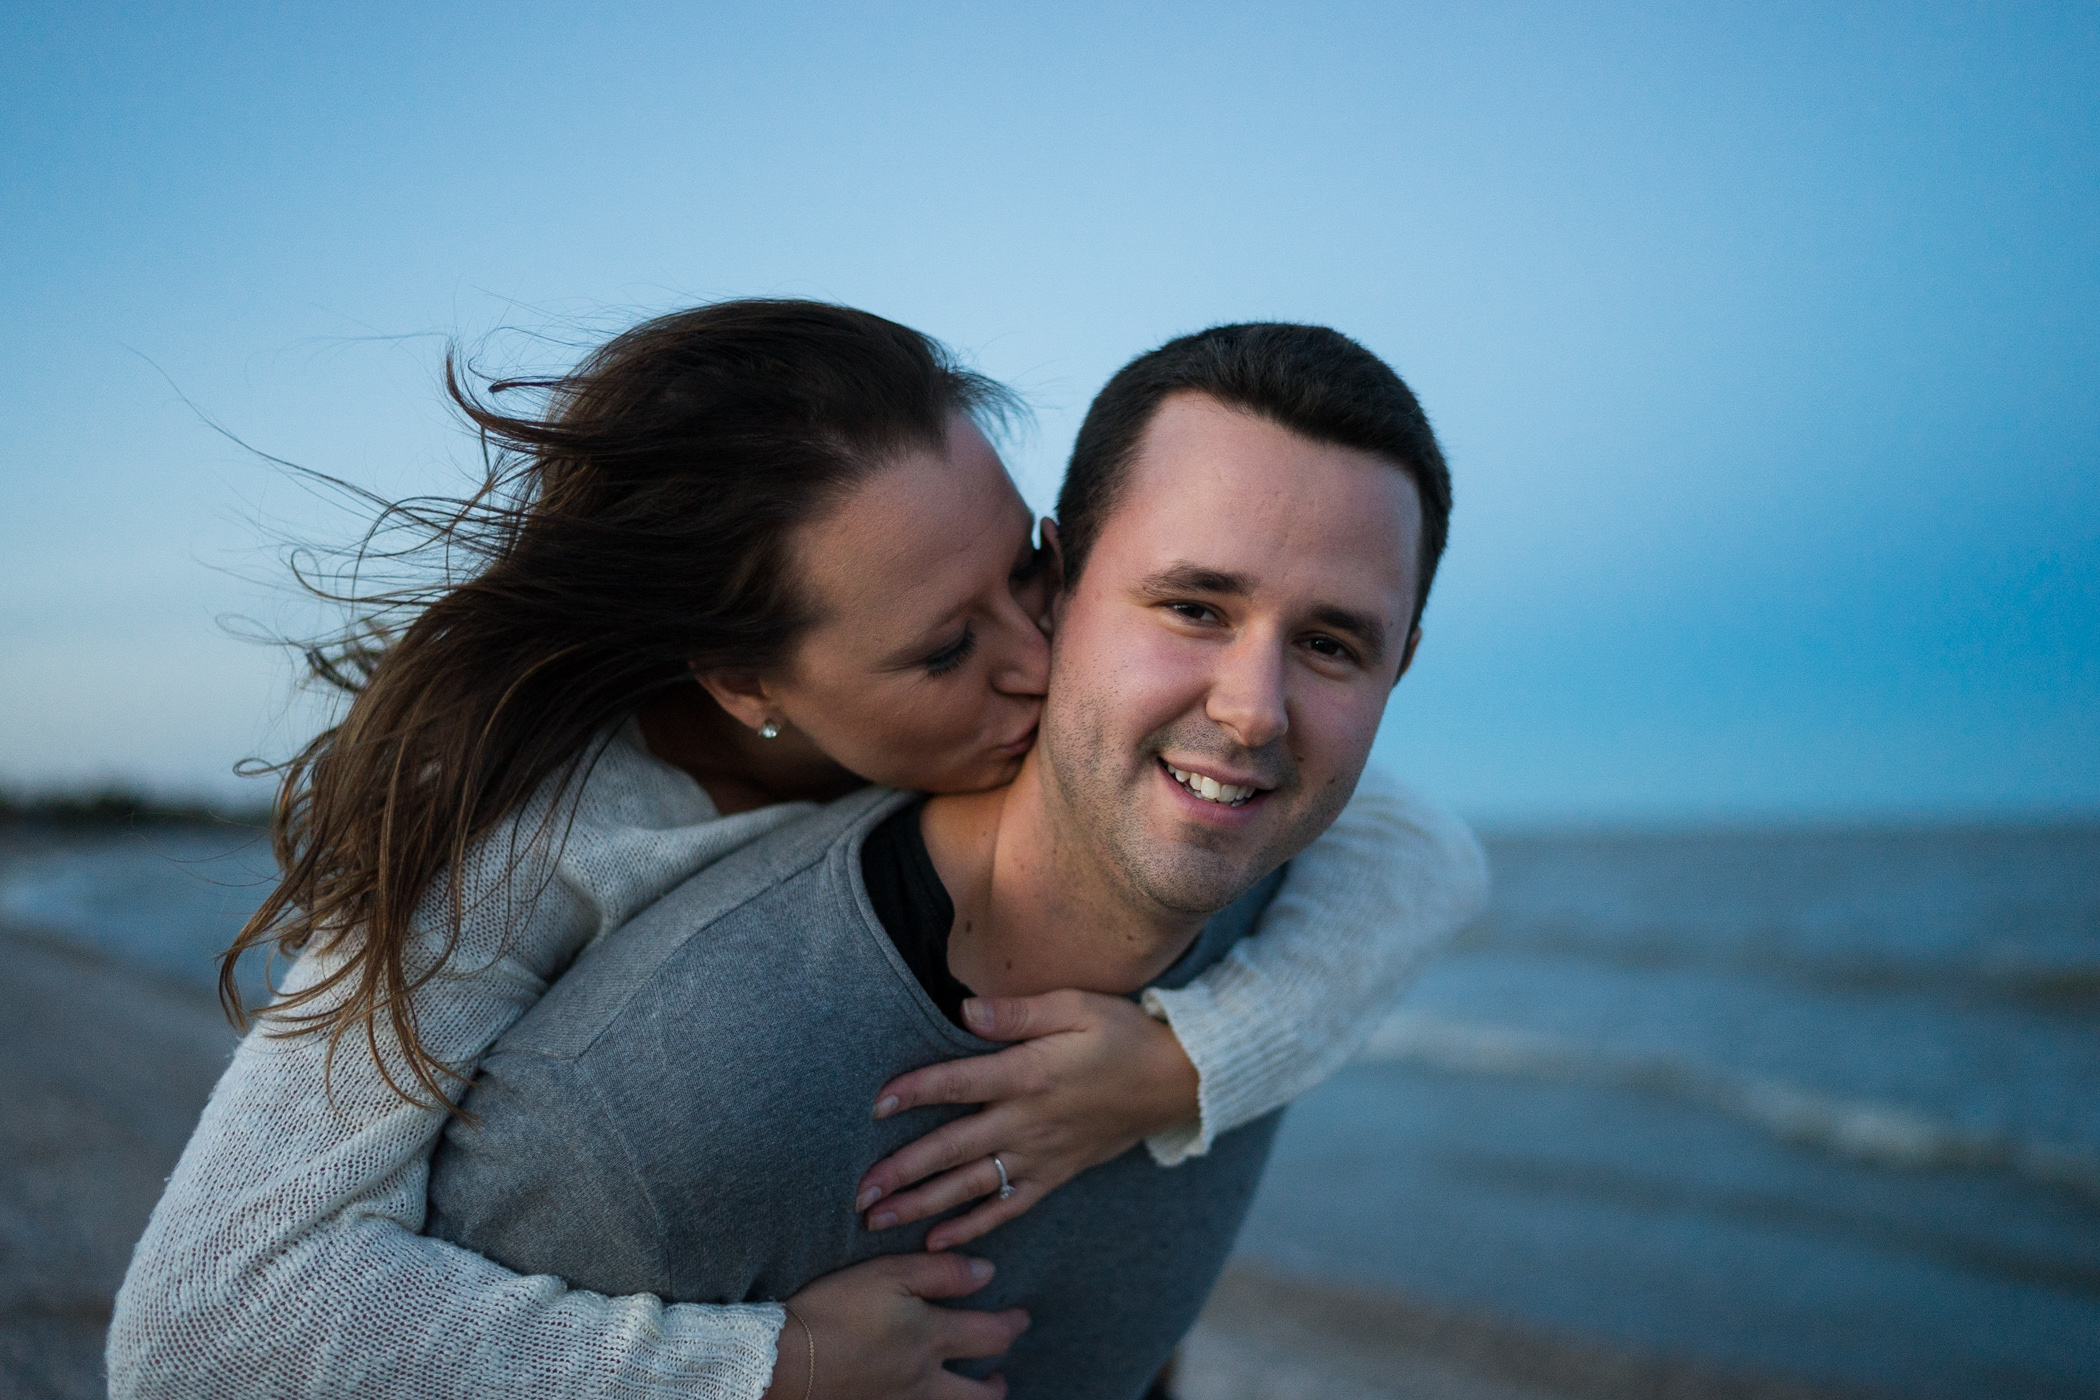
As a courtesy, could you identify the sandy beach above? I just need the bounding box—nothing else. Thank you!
[0,923,237,1399]
[0,917,1876,1400]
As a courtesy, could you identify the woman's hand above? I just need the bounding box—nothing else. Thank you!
[854,990,1201,1251]
[763,1252,1028,1400]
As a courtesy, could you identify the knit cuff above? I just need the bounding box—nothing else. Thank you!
[647,1301,786,1400]
[1139,976,1304,1168]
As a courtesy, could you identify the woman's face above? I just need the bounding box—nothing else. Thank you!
[763,413,1052,794]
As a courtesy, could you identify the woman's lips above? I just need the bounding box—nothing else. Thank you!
[993,724,1039,758]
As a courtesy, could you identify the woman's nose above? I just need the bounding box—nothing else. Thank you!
[988,598,1051,698]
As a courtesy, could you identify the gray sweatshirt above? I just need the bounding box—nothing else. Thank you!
[427,787,1285,1399]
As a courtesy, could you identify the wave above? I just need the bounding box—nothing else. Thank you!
[1357,1012,2100,1203]
[1449,924,2100,1006]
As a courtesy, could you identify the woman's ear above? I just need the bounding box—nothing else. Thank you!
[690,663,775,733]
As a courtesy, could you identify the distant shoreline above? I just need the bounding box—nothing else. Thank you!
[7,788,2094,842]
[0,791,269,831]
[1471,809,2100,842]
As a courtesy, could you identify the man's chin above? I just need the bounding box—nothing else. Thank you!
[1121,840,1281,919]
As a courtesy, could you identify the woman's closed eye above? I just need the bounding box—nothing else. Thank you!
[923,625,978,677]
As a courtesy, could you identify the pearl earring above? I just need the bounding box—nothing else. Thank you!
[759,720,781,740]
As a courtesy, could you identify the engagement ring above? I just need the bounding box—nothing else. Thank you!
[991,1153,1014,1200]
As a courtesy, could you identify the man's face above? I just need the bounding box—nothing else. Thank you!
[1041,391,1424,917]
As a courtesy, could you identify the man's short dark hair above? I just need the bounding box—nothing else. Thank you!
[1055,323,1452,632]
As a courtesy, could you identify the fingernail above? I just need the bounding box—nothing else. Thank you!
[872,1095,899,1119]
[968,1257,995,1281]
[963,999,992,1029]
[855,1186,881,1211]
[870,1211,897,1230]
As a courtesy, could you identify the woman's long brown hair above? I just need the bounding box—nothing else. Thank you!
[220,300,1013,1108]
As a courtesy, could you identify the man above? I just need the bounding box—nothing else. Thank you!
[426,323,1452,1396]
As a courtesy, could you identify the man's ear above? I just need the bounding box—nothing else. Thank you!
[1392,625,1423,688]
[1039,517,1069,617]
[690,662,776,733]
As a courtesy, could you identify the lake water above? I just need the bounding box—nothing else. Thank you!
[4,821,2096,1399]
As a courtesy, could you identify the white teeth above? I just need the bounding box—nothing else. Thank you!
[1165,763,1257,806]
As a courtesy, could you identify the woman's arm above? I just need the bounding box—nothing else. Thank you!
[110,860,1025,1400]
[854,766,1487,1242]
[107,940,789,1400]
[107,734,834,1400]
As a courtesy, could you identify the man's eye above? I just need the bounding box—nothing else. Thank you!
[923,626,977,677]
[1167,601,1216,623]
[1306,636,1354,661]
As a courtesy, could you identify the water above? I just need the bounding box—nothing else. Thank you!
[0,825,280,1004]
[4,821,2096,1398]
[1238,825,2100,1400]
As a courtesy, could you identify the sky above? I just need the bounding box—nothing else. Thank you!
[2,1,2094,824]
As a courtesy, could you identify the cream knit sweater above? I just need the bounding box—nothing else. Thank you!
[108,724,1486,1400]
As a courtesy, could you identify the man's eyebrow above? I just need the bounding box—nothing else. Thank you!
[1137,564,1253,598]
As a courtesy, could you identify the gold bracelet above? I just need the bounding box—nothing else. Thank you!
[782,1304,815,1400]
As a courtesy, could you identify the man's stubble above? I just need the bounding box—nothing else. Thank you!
[1036,670,1353,922]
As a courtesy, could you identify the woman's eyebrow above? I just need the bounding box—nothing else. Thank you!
[887,637,955,669]
[873,608,967,668]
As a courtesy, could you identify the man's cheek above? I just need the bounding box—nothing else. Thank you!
[1105,628,1214,716]
[1291,684,1389,773]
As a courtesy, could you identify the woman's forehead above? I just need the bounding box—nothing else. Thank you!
[793,427,1029,635]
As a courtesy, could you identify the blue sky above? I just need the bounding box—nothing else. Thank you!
[2,1,2094,822]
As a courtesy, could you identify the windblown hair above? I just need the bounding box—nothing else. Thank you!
[1057,322,1452,631]
[221,299,1012,1107]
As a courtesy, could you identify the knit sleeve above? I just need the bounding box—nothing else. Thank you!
[1139,766,1488,1165]
[106,940,786,1400]
[107,735,817,1400]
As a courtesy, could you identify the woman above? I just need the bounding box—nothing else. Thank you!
[110,300,1486,1400]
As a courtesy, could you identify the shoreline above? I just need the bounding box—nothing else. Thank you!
[0,923,236,1399]
[1181,1266,1883,1400]
[1,919,1885,1400]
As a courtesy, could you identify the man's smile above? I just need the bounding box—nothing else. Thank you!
[1158,757,1269,809]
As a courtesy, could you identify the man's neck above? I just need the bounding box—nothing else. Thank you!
[919,754,1207,999]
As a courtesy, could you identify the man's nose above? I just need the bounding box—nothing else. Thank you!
[1205,634,1289,750]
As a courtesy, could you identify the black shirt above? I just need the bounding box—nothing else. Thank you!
[860,798,978,1027]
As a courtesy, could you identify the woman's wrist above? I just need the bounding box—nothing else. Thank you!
[1133,1004,1202,1139]
[762,1307,811,1400]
